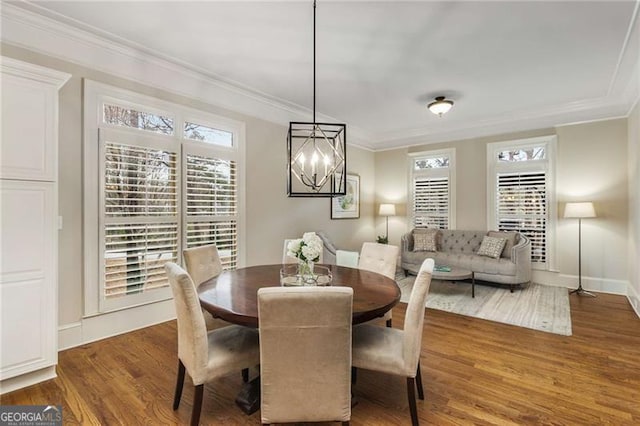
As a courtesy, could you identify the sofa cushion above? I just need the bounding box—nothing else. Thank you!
[487,231,519,259]
[440,231,484,254]
[413,228,438,252]
[432,252,517,276]
[477,236,507,259]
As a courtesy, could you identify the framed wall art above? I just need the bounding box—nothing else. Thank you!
[331,174,360,219]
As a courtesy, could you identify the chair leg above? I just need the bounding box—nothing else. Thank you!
[191,384,204,426]
[386,318,392,328]
[242,368,249,383]
[406,377,419,426]
[173,360,186,410]
[351,367,357,385]
[415,362,424,400]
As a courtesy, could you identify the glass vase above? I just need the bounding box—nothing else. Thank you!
[298,260,315,285]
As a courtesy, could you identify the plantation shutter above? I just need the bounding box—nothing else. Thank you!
[184,152,238,270]
[413,176,449,229]
[102,133,178,304]
[497,171,547,263]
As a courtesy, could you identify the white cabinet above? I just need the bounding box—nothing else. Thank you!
[0,57,70,393]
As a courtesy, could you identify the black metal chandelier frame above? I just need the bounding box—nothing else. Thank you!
[287,0,347,197]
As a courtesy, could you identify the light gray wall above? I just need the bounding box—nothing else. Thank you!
[629,101,640,313]
[374,128,551,247]
[555,119,629,283]
[375,120,630,291]
[1,44,375,326]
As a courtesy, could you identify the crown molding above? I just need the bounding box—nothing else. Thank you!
[608,0,639,96]
[0,2,373,149]
[373,93,637,151]
[1,56,70,88]
[2,2,637,153]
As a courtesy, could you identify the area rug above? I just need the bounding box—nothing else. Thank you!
[397,274,572,336]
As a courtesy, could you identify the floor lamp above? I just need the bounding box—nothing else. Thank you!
[378,204,396,244]
[564,202,596,297]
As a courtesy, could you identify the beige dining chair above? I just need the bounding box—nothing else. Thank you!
[336,249,359,268]
[165,262,260,426]
[358,242,400,327]
[183,244,229,331]
[283,238,324,264]
[258,286,353,425]
[351,258,434,426]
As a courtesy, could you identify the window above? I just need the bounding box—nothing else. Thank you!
[487,137,556,269]
[184,121,233,147]
[84,81,245,314]
[103,103,174,135]
[183,148,238,269]
[409,149,456,229]
[102,134,178,300]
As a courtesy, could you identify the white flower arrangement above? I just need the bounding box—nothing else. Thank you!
[287,232,323,263]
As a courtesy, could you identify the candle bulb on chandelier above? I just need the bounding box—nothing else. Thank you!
[311,152,318,176]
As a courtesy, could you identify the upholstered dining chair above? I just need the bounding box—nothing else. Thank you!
[165,262,260,426]
[336,249,359,268]
[183,244,223,286]
[258,286,353,425]
[183,244,228,331]
[351,258,434,426]
[282,238,324,264]
[358,242,400,327]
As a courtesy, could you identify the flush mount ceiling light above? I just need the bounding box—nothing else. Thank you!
[427,96,454,117]
[287,0,347,197]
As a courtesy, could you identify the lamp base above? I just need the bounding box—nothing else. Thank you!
[569,286,596,297]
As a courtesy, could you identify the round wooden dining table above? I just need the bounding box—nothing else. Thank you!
[197,264,401,328]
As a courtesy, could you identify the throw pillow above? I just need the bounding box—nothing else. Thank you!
[413,228,438,252]
[487,231,519,259]
[477,236,507,259]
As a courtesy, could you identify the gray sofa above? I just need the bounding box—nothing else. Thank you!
[317,231,338,264]
[401,229,531,291]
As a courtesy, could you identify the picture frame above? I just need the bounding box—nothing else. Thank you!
[331,174,360,219]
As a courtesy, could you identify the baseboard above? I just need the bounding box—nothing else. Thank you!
[58,322,82,351]
[627,283,640,319]
[58,299,176,350]
[533,270,628,295]
[0,366,56,395]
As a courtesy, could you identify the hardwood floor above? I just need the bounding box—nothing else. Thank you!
[2,292,639,425]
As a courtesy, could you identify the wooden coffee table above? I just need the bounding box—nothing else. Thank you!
[432,266,475,298]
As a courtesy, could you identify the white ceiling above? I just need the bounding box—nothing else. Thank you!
[9,1,640,150]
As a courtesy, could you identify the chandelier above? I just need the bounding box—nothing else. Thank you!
[287,0,347,197]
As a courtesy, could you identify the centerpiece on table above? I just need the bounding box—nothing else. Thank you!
[287,232,323,276]
[284,232,331,285]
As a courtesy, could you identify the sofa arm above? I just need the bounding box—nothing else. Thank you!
[401,231,413,253]
[511,234,532,283]
[316,230,337,265]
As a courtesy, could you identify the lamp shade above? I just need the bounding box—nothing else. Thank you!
[427,96,454,116]
[379,204,396,216]
[564,202,596,218]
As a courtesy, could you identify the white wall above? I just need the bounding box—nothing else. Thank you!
[1,44,376,336]
[629,101,640,316]
[375,121,630,294]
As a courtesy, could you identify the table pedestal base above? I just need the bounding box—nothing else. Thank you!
[235,376,260,415]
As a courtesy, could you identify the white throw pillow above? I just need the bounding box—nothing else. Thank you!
[487,231,518,259]
[477,236,507,259]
